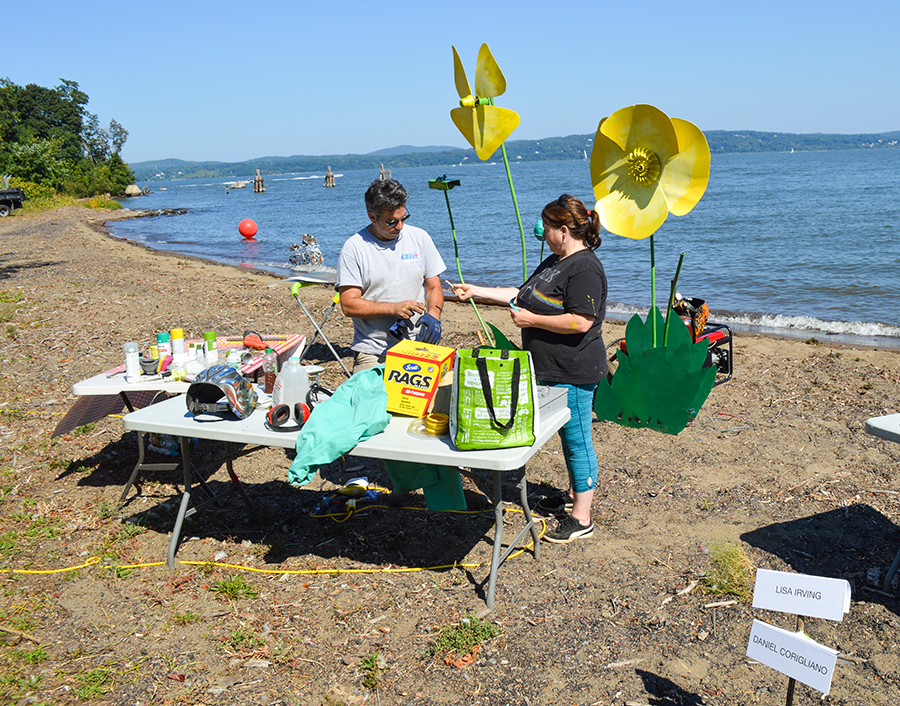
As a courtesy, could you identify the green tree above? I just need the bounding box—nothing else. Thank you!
[0,77,134,195]
[5,138,72,188]
[109,119,128,154]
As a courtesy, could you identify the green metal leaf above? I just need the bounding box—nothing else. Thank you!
[595,309,716,434]
[486,323,518,351]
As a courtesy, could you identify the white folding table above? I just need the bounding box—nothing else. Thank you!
[54,335,307,501]
[864,413,900,592]
[122,386,569,608]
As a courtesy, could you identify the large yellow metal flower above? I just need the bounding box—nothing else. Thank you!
[590,104,710,240]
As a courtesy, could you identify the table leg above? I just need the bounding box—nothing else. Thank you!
[518,466,541,562]
[883,548,900,593]
[483,467,540,610]
[485,470,505,610]
[224,441,253,512]
[120,431,147,503]
[167,435,194,569]
[119,430,182,504]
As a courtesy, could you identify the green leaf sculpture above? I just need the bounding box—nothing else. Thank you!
[595,308,716,434]
[486,323,518,351]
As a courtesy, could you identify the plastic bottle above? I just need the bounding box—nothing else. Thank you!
[272,356,310,415]
[124,342,140,383]
[262,347,278,394]
[226,348,242,371]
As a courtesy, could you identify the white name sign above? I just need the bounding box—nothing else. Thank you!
[746,619,838,694]
[752,569,850,621]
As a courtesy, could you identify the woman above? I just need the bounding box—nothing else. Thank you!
[455,194,607,543]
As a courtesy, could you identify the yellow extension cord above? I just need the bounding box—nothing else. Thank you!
[4,504,548,576]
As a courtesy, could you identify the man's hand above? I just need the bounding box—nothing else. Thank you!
[392,300,426,319]
[417,313,442,345]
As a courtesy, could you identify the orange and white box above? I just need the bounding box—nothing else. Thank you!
[384,340,455,417]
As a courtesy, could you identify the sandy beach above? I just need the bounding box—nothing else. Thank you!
[1,206,900,705]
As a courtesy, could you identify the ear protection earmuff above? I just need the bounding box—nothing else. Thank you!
[265,402,311,432]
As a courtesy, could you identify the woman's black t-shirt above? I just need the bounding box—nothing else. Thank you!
[516,249,608,385]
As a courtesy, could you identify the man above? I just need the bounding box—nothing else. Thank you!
[337,179,446,372]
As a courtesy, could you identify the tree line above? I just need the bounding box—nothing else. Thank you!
[0,78,135,197]
[130,129,899,182]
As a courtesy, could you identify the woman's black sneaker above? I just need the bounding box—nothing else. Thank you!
[535,495,574,515]
[544,514,594,543]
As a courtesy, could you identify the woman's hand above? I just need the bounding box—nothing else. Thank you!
[510,308,535,328]
[449,283,519,305]
[451,282,478,302]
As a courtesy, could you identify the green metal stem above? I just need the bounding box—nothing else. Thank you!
[650,234,657,346]
[490,97,527,281]
[443,190,494,346]
[662,252,685,346]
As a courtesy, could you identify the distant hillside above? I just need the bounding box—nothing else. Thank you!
[367,145,459,156]
[129,130,900,181]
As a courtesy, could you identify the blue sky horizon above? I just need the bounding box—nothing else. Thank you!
[8,0,898,164]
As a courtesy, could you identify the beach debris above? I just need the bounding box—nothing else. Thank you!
[289,234,324,267]
[0,625,39,645]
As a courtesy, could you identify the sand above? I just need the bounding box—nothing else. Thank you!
[1,205,899,705]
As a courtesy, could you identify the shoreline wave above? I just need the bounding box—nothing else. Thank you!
[606,302,900,349]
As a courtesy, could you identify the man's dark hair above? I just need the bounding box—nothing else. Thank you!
[365,179,408,216]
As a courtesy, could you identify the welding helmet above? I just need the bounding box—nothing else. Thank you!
[185,364,258,419]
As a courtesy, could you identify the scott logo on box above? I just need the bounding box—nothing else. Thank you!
[384,340,455,417]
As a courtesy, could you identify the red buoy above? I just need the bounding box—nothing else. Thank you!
[239,218,258,239]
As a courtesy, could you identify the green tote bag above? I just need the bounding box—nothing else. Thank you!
[450,348,539,450]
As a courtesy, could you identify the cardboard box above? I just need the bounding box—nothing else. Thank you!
[384,340,456,417]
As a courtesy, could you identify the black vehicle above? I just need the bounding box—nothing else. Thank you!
[0,188,26,216]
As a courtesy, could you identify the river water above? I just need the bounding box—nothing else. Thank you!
[113,149,900,346]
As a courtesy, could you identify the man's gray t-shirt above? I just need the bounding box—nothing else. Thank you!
[336,224,446,355]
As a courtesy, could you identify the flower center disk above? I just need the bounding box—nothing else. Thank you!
[626,147,661,186]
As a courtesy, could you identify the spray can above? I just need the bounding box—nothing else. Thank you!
[203,331,219,364]
[170,328,187,365]
[124,342,140,383]
[156,332,172,359]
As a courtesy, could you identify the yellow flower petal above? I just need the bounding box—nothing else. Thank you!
[661,118,711,216]
[600,105,679,162]
[450,104,520,160]
[452,46,472,101]
[474,43,506,99]
[595,180,670,240]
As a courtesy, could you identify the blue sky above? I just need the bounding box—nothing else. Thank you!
[7,0,897,164]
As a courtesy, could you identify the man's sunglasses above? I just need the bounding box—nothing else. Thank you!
[381,211,411,228]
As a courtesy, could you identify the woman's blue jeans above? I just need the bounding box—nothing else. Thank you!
[541,381,598,494]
